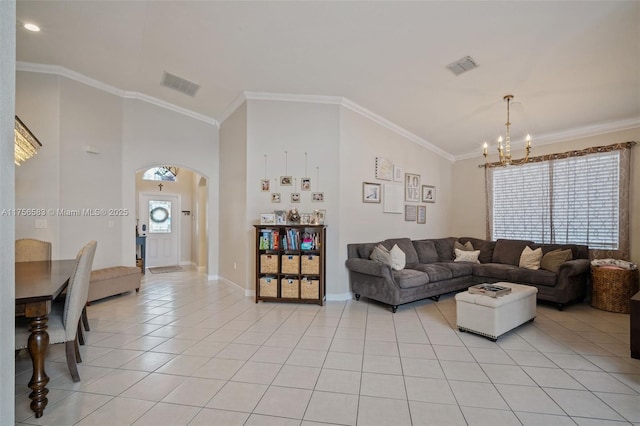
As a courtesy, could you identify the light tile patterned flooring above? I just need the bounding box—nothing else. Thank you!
[15,269,640,425]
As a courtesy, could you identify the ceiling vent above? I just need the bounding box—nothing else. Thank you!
[446,56,479,76]
[160,71,200,97]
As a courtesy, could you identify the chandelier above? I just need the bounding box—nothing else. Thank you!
[14,116,42,166]
[483,95,531,166]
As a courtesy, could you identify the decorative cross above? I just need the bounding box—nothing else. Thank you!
[158,183,163,191]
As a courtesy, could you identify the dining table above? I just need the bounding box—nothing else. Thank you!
[15,259,77,418]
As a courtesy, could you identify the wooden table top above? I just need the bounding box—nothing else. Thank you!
[15,259,78,304]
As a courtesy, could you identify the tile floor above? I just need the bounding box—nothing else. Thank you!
[14,269,640,425]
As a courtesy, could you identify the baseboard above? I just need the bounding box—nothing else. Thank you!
[326,292,354,301]
[217,276,251,295]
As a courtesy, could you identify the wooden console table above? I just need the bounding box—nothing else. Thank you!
[631,291,640,359]
[136,236,146,274]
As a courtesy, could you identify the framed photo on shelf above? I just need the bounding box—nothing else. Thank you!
[316,209,326,224]
[291,192,300,203]
[405,173,420,202]
[312,192,324,202]
[301,177,311,191]
[280,176,293,186]
[271,193,281,203]
[417,205,426,224]
[260,213,276,225]
[261,179,270,192]
[300,213,311,225]
[405,205,417,222]
[422,185,436,203]
[362,182,381,203]
[274,210,286,225]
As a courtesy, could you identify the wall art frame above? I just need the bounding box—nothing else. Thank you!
[362,182,381,203]
[422,185,436,203]
[405,173,420,202]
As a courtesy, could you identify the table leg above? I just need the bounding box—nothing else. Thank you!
[27,314,49,418]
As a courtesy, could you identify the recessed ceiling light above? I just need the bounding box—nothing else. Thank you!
[24,23,40,32]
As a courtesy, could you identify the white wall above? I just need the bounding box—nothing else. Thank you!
[246,100,341,294]
[338,106,453,296]
[0,2,16,423]
[219,102,248,287]
[451,127,640,264]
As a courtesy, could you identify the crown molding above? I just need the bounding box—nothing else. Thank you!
[16,62,219,127]
[454,116,640,162]
[220,91,455,162]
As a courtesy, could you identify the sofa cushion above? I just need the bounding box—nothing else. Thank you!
[454,248,481,263]
[519,246,543,270]
[439,262,474,278]
[507,268,558,287]
[390,245,406,271]
[431,237,457,262]
[492,239,534,266]
[382,238,419,266]
[472,263,520,280]
[412,240,439,264]
[409,263,453,282]
[370,244,392,266]
[393,268,429,289]
[357,243,378,260]
[540,249,573,273]
[455,240,474,251]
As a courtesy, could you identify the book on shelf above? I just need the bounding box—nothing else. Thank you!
[468,284,511,298]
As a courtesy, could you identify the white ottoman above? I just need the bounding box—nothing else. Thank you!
[455,282,537,341]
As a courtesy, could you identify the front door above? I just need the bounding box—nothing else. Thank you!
[140,193,179,267]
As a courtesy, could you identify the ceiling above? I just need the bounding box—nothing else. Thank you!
[15,1,640,160]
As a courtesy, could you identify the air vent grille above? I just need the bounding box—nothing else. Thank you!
[446,56,479,76]
[160,71,200,97]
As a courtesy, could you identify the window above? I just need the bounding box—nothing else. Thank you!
[490,150,620,250]
[142,166,178,182]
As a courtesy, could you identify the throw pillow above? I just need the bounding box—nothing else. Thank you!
[540,249,573,273]
[455,240,474,251]
[519,246,543,270]
[389,244,406,271]
[454,248,480,263]
[370,244,392,266]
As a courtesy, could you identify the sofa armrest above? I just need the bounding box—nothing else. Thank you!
[557,259,590,277]
[345,258,393,279]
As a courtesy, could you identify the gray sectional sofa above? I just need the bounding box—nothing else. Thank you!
[345,237,590,312]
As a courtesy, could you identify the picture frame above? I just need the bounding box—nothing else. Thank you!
[417,205,426,224]
[271,193,281,203]
[300,213,311,225]
[383,183,403,214]
[261,178,270,192]
[375,157,393,181]
[316,209,326,224]
[291,192,300,203]
[312,192,324,202]
[362,182,381,203]
[280,176,293,186]
[405,173,420,202]
[274,210,286,225]
[393,165,404,182]
[405,205,417,222]
[260,213,276,225]
[301,177,311,191]
[422,185,436,203]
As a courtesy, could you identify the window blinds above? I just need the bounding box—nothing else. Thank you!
[492,151,619,249]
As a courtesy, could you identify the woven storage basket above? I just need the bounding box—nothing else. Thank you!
[259,277,277,298]
[281,255,300,274]
[301,255,320,275]
[260,254,278,274]
[301,278,319,299]
[591,266,639,313]
[281,278,299,298]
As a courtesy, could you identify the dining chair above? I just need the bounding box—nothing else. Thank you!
[15,240,97,382]
[15,238,51,262]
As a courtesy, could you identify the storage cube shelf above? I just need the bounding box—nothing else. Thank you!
[255,224,326,305]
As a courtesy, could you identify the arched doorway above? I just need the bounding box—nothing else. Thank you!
[135,165,208,271]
